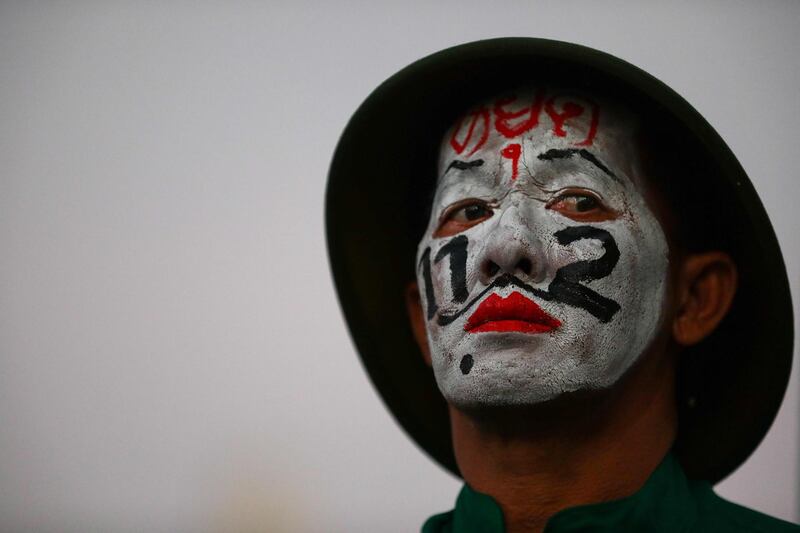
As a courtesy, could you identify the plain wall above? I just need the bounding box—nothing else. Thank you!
[1,1,798,531]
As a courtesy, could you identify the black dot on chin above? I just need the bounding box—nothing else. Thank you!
[460,354,474,375]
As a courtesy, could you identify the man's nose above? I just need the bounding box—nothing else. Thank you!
[476,205,545,285]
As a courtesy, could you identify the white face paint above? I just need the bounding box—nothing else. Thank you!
[415,88,669,408]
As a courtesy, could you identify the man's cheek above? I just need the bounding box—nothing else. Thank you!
[417,246,438,321]
[433,235,469,304]
[419,234,479,317]
[546,225,621,324]
[417,245,454,330]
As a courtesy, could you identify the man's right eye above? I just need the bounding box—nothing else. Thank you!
[434,200,494,237]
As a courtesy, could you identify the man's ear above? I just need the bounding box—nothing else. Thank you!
[672,251,738,346]
[405,281,432,367]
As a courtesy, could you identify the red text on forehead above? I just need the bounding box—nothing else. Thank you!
[494,91,546,138]
[501,143,522,181]
[449,90,601,155]
[545,96,599,146]
[450,108,490,156]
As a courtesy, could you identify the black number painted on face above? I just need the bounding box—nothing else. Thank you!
[434,235,469,304]
[425,226,621,326]
[418,247,438,321]
[548,226,621,323]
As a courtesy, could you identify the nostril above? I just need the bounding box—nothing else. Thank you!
[516,257,533,276]
[483,261,500,278]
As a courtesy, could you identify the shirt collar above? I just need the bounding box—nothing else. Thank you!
[431,453,699,533]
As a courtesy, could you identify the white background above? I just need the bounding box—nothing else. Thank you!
[1,2,798,531]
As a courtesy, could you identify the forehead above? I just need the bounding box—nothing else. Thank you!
[437,86,641,183]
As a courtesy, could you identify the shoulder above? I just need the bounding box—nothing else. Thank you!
[691,482,800,532]
[421,510,454,533]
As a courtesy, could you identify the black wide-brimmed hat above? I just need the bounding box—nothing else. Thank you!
[325,38,793,483]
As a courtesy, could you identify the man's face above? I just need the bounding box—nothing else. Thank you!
[415,88,670,408]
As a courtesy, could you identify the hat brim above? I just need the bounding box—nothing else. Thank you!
[326,37,793,483]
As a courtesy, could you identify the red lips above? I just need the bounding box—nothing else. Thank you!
[464,291,561,334]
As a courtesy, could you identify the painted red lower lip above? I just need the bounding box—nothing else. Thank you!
[465,291,561,334]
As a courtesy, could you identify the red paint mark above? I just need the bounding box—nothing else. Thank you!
[465,291,561,334]
[450,107,490,156]
[545,97,585,138]
[576,102,600,146]
[544,96,601,145]
[501,143,522,180]
[493,91,545,138]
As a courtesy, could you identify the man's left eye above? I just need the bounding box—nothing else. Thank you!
[546,190,618,221]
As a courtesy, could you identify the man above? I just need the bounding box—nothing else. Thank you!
[326,39,796,531]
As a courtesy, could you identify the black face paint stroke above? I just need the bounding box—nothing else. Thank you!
[549,226,621,323]
[434,225,621,326]
[460,354,474,375]
[437,273,551,326]
[434,235,469,304]
[445,159,484,174]
[537,148,619,183]
[418,247,438,321]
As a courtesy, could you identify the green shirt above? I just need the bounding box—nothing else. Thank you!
[423,454,799,532]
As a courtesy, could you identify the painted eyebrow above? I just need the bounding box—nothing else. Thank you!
[537,148,621,183]
[444,159,484,175]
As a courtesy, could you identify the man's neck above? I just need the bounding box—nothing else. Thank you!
[449,349,678,533]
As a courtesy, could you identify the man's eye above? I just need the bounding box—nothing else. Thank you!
[546,191,618,221]
[560,195,598,212]
[455,203,492,222]
[434,200,494,237]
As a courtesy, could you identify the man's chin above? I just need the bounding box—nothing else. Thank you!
[445,385,616,435]
[438,373,578,412]
[433,345,579,406]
